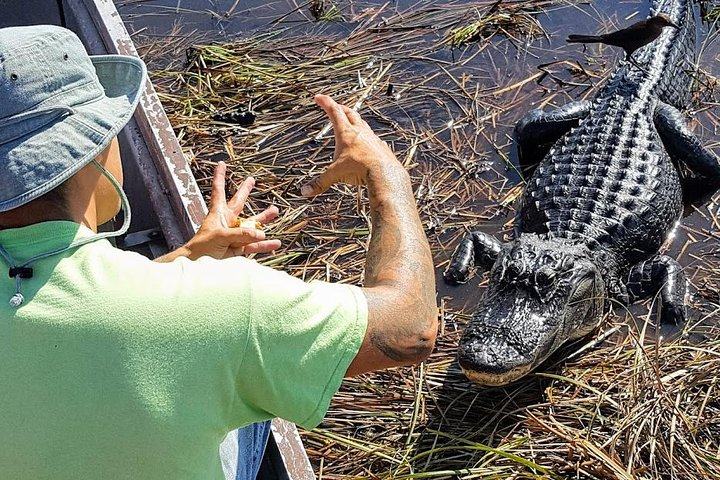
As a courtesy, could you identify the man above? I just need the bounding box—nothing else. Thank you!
[0,25,437,479]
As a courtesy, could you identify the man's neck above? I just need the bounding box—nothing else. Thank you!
[0,202,91,231]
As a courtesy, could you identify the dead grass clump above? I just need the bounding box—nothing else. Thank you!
[148,0,555,280]
[445,9,545,49]
[305,311,720,479]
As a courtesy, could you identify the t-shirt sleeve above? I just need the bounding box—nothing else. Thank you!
[229,257,368,429]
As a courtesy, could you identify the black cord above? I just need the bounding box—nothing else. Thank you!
[56,0,67,27]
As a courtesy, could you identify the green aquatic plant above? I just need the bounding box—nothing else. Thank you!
[309,0,343,22]
[446,10,543,48]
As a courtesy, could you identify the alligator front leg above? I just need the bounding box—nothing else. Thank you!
[443,231,502,285]
[654,102,720,182]
[626,254,687,324]
[515,101,592,172]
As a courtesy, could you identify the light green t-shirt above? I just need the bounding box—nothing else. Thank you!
[0,221,367,479]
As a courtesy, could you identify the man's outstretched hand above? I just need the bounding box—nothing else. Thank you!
[158,161,281,261]
[162,93,401,262]
[301,94,400,197]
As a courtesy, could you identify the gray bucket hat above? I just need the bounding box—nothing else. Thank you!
[0,24,146,212]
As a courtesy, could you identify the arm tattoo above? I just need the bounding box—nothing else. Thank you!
[364,166,437,362]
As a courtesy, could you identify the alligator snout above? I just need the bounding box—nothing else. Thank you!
[451,235,606,386]
[458,334,537,386]
[458,303,557,386]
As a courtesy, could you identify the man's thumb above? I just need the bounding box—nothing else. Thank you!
[300,173,332,197]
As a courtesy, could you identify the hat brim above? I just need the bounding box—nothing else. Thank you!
[0,54,146,212]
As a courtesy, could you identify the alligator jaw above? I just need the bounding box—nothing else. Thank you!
[457,306,559,387]
[460,363,534,387]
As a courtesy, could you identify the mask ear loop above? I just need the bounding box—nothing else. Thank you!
[89,158,132,241]
[0,159,132,307]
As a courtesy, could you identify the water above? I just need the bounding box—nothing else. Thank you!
[116,1,662,37]
[117,0,720,325]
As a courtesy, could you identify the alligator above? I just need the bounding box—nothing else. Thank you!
[443,0,720,386]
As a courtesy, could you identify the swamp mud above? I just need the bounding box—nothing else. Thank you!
[120,0,720,478]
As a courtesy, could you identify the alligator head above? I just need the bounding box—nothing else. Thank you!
[458,235,606,386]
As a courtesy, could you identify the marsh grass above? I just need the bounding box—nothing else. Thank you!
[137,0,720,477]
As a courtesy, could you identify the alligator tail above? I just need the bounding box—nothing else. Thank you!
[566,34,604,44]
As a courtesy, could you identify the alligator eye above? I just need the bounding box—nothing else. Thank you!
[561,256,575,271]
[507,262,522,279]
[535,268,555,289]
[540,253,557,265]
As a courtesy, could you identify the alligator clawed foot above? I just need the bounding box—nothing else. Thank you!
[443,266,470,285]
[661,301,686,325]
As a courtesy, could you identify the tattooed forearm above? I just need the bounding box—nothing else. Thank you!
[362,164,437,364]
[365,169,429,284]
[311,94,436,377]
[364,207,401,283]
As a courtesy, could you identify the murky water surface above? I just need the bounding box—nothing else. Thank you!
[116,0,680,36]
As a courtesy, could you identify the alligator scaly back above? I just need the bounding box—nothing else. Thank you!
[520,0,694,269]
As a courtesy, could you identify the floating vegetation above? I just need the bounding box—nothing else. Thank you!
[306,314,720,478]
[136,0,720,477]
[699,0,720,24]
[145,0,557,280]
[446,10,545,48]
[309,0,344,22]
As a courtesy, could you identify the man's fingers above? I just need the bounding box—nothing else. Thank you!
[315,94,349,130]
[250,206,279,224]
[224,227,267,244]
[301,166,366,196]
[243,239,282,254]
[227,176,254,214]
[300,168,337,197]
[319,95,364,127]
[208,161,228,212]
[341,105,364,126]
[301,160,343,196]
